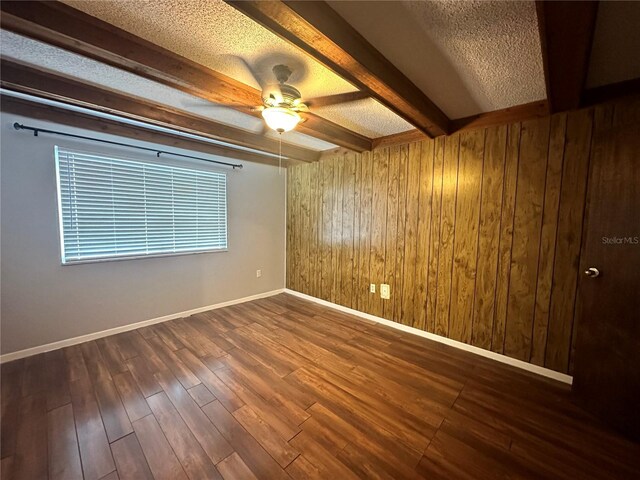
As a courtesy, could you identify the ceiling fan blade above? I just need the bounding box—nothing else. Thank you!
[304,91,369,108]
[182,100,262,112]
[236,56,267,90]
[216,54,266,90]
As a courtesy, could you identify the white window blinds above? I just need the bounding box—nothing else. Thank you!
[55,147,228,264]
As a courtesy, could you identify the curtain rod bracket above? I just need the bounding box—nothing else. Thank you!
[12,121,243,169]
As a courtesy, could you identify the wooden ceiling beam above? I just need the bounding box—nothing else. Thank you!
[0,59,320,162]
[372,129,427,150]
[450,100,550,133]
[372,100,550,148]
[0,96,301,167]
[536,1,599,113]
[0,0,370,152]
[226,0,450,138]
[581,77,640,107]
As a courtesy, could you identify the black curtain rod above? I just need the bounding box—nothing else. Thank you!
[13,122,243,169]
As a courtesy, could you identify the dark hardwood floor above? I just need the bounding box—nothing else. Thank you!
[1,293,638,479]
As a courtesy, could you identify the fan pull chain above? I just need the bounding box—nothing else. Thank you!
[279,133,282,175]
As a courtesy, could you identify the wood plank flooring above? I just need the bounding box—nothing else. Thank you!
[1,293,638,479]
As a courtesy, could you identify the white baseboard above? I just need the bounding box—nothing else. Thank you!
[285,289,573,385]
[0,289,285,364]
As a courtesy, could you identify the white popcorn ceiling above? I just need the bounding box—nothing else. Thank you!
[4,0,635,148]
[60,0,414,138]
[0,30,337,151]
[329,0,547,119]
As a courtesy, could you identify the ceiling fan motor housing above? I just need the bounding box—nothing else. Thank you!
[263,83,302,107]
[279,84,302,105]
[262,64,304,108]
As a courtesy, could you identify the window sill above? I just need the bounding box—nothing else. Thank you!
[61,248,229,266]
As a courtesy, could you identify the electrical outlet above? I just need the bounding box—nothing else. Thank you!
[369,283,376,293]
[256,269,262,278]
[380,283,390,299]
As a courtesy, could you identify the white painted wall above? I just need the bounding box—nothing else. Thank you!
[0,112,286,355]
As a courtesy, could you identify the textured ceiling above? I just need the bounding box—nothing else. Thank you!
[61,0,413,137]
[586,1,640,88]
[3,0,636,149]
[329,0,546,119]
[0,30,337,151]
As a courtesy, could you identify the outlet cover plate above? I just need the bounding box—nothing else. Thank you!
[380,283,390,299]
[370,283,376,293]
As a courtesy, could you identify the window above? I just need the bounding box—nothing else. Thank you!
[55,147,228,264]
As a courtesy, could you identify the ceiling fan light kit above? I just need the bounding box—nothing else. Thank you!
[193,62,366,135]
[262,106,301,133]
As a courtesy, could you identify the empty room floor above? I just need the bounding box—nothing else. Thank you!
[1,293,638,479]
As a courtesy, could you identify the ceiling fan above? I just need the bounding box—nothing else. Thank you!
[254,64,309,133]
[191,61,368,134]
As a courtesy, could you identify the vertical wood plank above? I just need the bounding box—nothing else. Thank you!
[504,117,551,361]
[320,160,333,301]
[341,154,356,308]
[350,153,358,309]
[393,144,410,323]
[316,161,324,300]
[309,162,319,297]
[383,146,401,320]
[530,113,567,365]
[294,164,304,294]
[369,148,389,317]
[414,140,434,331]
[299,164,310,295]
[331,157,343,304]
[471,125,507,349]
[449,129,485,343]
[402,142,422,327]
[357,151,373,313]
[546,108,593,373]
[352,153,363,310]
[426,137,444,333]
[492,123,521,353]
[434,134,460,336]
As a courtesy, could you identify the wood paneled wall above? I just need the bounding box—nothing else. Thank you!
[286,104,616,375]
